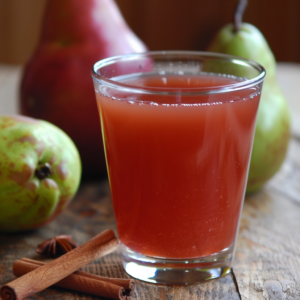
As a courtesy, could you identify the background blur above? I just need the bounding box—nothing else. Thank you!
[0,0,299,65]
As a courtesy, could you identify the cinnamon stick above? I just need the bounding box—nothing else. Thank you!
[12,259,130,300]
[19,257,134,290]
[0,229,120,300]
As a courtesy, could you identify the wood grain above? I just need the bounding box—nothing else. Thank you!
[0,0,47,64]
[234,139,300,300]
[116,0,300,63]
[1,0,300,64]
[1,141,300,299]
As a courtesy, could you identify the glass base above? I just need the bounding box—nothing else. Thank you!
[120,243,233,285]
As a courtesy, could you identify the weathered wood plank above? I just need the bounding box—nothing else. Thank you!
[1,139,300,299]
[234,138,300,300]
[131,274,240,300]
[266,138,300,205]
[0,180,240,299]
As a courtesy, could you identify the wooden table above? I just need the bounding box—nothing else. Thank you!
[0,63,300,300]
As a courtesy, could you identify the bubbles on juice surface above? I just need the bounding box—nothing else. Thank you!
[106,72,261,106]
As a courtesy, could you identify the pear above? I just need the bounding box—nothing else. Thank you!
[207,0,291,193]
[0,115,81,232]
[20,0,147,178]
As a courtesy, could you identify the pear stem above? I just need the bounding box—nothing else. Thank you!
[234,0,248,33]
[35,163,53,180]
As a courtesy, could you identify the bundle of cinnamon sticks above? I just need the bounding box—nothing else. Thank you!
[0,229,133,300]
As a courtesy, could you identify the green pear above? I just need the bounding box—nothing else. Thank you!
[0,115,81,232]
[208,21,291,193]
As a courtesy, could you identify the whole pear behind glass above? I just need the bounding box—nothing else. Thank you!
[20,0,147,178]
[208,22,291,194]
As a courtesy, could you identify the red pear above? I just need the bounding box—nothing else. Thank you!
[20,0,147,178]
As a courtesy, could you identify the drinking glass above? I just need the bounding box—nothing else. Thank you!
[91,51,265,284]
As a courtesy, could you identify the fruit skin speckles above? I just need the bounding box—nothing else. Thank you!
[8,135,37,147]
[56,160,68,181]
[9,164,33,185]
[0,115,82,232]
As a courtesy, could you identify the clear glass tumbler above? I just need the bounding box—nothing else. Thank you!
[91,51,265,284]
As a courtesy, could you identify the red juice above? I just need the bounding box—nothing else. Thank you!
[96,73,260,259]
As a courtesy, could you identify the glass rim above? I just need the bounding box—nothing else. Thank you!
[91,50,266,96]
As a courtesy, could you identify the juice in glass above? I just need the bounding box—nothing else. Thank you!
[91,51,265,284]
